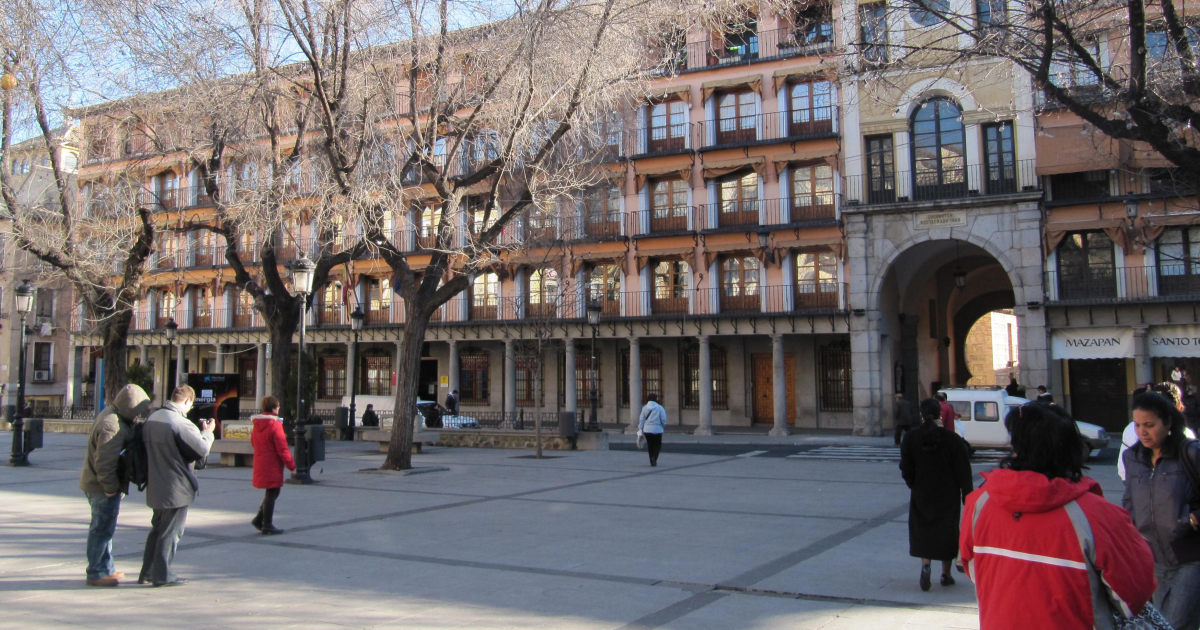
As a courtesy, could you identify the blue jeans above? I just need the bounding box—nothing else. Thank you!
[85,492,122,580]
[1155,561,1200,630]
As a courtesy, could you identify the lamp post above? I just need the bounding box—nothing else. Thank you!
[9,280,34,466]
[585,300,602,432]
[290,256,316,484]
[348,306,363,441]
[164,318,178,387]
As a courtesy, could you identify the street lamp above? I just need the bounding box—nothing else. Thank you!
[164,318,178,386]
[290,256,316,484]
[1125,194,1140,219]
[585,300,602,432]
[347,306,364,441]
[9,280,34,466]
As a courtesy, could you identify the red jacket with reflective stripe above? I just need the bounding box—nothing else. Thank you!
[960,470,1155,630]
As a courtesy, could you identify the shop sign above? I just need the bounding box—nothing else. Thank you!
[1149,325,1200,358]
[914,211,967,229]
[1051,328,1134,360]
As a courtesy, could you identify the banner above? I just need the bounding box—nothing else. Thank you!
[1051,328,1134,360]
[1149,325,1200,358]
[187,373,240,438]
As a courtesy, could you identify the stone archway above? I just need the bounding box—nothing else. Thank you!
[953,291,1017,385]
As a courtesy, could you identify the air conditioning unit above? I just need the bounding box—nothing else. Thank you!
[32,370,51,382]
[38,322,53,336]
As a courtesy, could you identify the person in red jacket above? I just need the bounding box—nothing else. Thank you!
[250,396,295,535]
[961,402,1156,630]
[936,392,957,432]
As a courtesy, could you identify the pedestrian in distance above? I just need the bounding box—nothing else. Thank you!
[936,392,957,432]
[1124,391,1200,630]
[1004,377,1020,397]
[963,402,1156,630]
[360,404,380,428]
[900,398,973,591]
[1185,386,1200,435]
[1035,385,1053,404]
[894,393,916,447]
[250,396,295,535]
[79,384,153,587]
[139,385,214,587]
[638,393,667,467]
[444,389,459,416]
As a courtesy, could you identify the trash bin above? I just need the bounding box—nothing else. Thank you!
[306,423,326,463]
[558,411,577,438]
[23,418,43,451]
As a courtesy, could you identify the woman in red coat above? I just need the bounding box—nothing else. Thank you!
[250,396,295,535]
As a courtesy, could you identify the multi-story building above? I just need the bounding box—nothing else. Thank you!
[0,126,84,417]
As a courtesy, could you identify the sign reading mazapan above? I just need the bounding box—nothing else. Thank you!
[914,211,967,229]
[1051,328,1134,360]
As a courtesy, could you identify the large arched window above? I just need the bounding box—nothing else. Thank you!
[911,98,965,200]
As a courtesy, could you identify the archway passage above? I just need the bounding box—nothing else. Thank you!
[878,239,1017,402]
[962,308,1019,388]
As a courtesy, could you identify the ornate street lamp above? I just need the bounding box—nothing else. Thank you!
[164,318,178,386]
[290,256,316,484]
[9,280,34,466]
[347,306,364,441]
[585,300,602,432]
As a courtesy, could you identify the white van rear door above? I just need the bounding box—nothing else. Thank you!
[971,401,1009,447]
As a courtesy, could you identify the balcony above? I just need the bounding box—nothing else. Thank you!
[628,206,694,235]
[560,212,625,241]
[1047,264,1200,304]
[681,26,835,72]
[624,125,693,158]
[695,108,838,150]
[318,305,343,326]
[842,160,1039,207]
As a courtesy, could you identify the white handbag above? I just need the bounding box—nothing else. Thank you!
[636,430,646,450]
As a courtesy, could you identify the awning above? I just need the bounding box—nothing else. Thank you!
[1134,214,1200,250]
[772,67,829,93]
[1035,123,1121,176]
[702,239,769,269]
[1043,219,1129,257]
[568,251,628,277]
[635,246,697,272]
[1051,328,1134,360]
[1149,325,1200,358]
[701,74,764,101]
[647,84,691,103]
[634,163,693,191]
[773,235,845,260]
[702,156,766,180]
[772,149,838,174]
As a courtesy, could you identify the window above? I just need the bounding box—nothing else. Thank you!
[718,171,760,227]
[471,273,499,320]
[155,290,177,328]
[36,289,53,318]
[1050,170,1110,201]
[240,356,257,398]
[1157,227,1200,296]
[459,352,490,404]
[789,81,833,137]
[1049,40,1101,90]
[790,164,835,220]
[572,349,602,406]
[34,343,52,371]
[192,286,212,327]
[792,4,833,49]
[362,353,392,396]
[1056,232,1116,300]
[653,261,690,314]
[588,264,622,316]
[366,278,391,324]
[620,347,663,407]
[233,289,254,327]
[721,256,761,312]
[515,356,544,407]
[650,178,689,232]
[320,357,346,399]
[648,99,688,153]
[908,0,948,26]
[818,341,852,411]
[982,121,1016,194]
[722,19,759,60]
[527,268,559,318]
[974,401,999,422]
[912,99,966,201]
[470,197,496,235]
[320,282,343,325]
[865,135,895,203]
[681,345,728,410]
[584,186,622,237]
[796,251,839,308]
[976,0,1007,28]
[418,206,442,248]
[158,172,178,209]
[717,90,757,144]
[860,3,889,63]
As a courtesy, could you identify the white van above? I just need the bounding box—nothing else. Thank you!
[939,388,1110,458]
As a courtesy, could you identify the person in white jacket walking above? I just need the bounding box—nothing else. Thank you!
[638,393,667,466]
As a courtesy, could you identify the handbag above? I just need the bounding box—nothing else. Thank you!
[636,431,646,450]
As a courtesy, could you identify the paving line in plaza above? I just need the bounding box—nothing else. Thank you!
[736,450,768,457]
[786,446,1009,462]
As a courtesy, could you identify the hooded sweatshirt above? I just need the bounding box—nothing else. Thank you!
[251,413,295,489]
[80,384,152,495]
[960,469,1155,630]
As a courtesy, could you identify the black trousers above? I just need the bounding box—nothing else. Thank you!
[140,506,189,585]
[645,432,663,464]
[894,423,911,445]
[258,487,281,526]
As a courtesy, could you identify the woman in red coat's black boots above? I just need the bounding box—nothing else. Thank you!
[250,396,296,535]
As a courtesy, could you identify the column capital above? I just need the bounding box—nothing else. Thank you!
[696,334,710,342]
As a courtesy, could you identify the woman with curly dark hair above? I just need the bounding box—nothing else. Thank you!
[900,398,973,591]
[962,402,1155,629]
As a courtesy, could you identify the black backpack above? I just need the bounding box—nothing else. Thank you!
[118,421,150,492]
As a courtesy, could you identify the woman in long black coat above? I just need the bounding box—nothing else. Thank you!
[900,398,974,592]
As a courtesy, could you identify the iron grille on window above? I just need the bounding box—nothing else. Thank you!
[459,353,490,404]
[515,356,544,407]
[620,348,663,408]
[319,356,346,400]
[362,354,392,396]
[680,346,728,410]
[818,342,852,412]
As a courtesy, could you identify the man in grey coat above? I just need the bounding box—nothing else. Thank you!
[79,384,152,587]
[138,385,214,587]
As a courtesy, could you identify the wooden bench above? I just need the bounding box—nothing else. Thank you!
[360,429,441,453]
[209,440,255,467]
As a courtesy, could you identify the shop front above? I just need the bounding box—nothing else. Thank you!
[1149,325,1200,395]
[1052,327,1135,432]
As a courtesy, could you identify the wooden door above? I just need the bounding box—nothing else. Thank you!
[1068,358,1129,432]
[752,354,796,423]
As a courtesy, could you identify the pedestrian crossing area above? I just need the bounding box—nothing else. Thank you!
[786,445,1010,463]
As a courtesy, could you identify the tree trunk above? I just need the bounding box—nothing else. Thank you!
[383,308,428,469]
[265,304,300,415]
[100,307,134,404]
